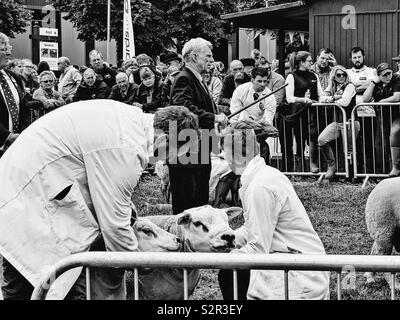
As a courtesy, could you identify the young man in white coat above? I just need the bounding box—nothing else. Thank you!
[0,100,196,300]
[218,120,330,300]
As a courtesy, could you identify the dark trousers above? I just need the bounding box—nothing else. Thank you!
[168,164,211,215]
[1,257,86,300]
[218,269,250,300]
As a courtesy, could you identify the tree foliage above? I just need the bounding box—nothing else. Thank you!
[0,0,33,38]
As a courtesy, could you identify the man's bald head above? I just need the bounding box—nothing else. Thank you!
[116,72,129,91]
[230,60,243,75]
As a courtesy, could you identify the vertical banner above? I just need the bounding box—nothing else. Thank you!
[123,0,135,60]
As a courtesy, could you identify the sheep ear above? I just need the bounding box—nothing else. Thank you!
[177,212,192,226]
[224,207,243,222]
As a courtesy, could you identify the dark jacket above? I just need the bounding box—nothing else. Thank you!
[108,82,138,104]
[219,72,251,106]
[170,67,217,129]
[73,77,111,102]
[0,69,30,146]
[132,76,163,113]
[93,63,116,89]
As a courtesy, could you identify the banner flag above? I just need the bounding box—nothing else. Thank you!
[288,31,295,44]
[299,32,305,45]
[123,0,135,60]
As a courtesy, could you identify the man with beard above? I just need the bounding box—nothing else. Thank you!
[311,48,337,91]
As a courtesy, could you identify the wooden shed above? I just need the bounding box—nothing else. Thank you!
[222,0,400,74]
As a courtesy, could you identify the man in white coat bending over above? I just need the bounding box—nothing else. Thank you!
[0,100,192,299]
[218,120,330,300]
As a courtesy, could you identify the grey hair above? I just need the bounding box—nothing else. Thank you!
[38,70,56,82]
[89,49,103,59]
[83,68,96,77]
[229,60,243,70]
[0,32,9,45]
[182,38,212,63]
[58,56,71,66]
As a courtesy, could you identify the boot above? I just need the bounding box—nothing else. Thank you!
[321,144,336,180]
[309,141,319,173]
[389,146,400,177]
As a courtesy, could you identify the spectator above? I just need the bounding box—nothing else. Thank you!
[202,70,222,105]
[57,56,82,103]
[281,51,324,173]
[219,60,251,107]
[363,62,400,175]
[21,59,39,95]
[240,58,256,77]
[0,32,30,156]
[89,49,116,89]
[108,72,138,104]
[271,59,279,73]
[122,58,141,85]
[169,37,228,215]
[311,48,337,91]
[73,68,110,102]
[318,66,358,180]
[393,54,400,75]
[265,64,286,106]
[132,66,163,113]
[33,70,65,110]
[160,65,180,107]
[160,51,182,70]
[213,61,226,80]
[137,53,162,79]
[6,59,23,76]
[218,120,330,300]
[230,67,277,164]
[258,56,270,69]
[250,48,261,66]
[37,60,50,75]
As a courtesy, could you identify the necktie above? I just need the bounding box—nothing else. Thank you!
[0,72,19,132]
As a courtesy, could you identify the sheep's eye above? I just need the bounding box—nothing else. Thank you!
[141,228,154,236]
[193,221,208,233]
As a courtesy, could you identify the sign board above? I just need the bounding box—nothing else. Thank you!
[39,27,58,37]
[39,41,59,71]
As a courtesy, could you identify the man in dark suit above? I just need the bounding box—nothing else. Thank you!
[169,37,228,215]
[108,72,138,104]
[0,32,29,157]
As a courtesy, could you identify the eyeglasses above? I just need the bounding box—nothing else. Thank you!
[41,80,54,84]
[336,73,346,78]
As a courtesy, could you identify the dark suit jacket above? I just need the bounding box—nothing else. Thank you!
[170,67,216,130]
[108,83,138,104]
[0,69,29,146]
[132,76,163,113]
[219,72,251,106]
[73,77,111,102]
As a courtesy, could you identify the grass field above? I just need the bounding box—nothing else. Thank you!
[132,173,398,300]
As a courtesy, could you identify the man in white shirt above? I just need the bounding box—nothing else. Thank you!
[218,120,330,300]
[393,54,400,76]
[230,67,277,164]
[57,56,82,103]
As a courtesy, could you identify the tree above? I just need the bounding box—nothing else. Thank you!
[0,0,33,38]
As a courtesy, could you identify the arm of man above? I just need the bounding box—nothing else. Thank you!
[272,75,286,106]
[229,86,244,122]
[336,84,356,107]
[108,85,118,100]
[84,147,143,252]
[263,93,277,125]
[171,75,215,129]
[218,76,233,106]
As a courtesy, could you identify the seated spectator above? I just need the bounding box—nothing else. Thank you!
[230,67,277,164]
[393,54,400,76]
[363,62,400,176]
[89,49,116,89]
[33,70,66,110]
[37,61,50,76]
[6,59,23,76]
[258,56,270,69]
[265,65,286,106]
[108,72,138,104]
[250,49,261,66]
[311,48,337,91]
[318,66,358,180]
[73,68,110,102]
[136,53,162,78]
[122,58,141,85]
[202,70,222,105]
[218,120,330,300]
[21,59,39,95]
[219,60,251,107]
[240,58,256,77]
[132,66,163,113]
[57,57,82,103]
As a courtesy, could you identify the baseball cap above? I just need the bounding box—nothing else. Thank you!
[392,54,400,62]
[376,62,392,75]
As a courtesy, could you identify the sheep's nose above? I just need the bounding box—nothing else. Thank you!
[221,233,235,244]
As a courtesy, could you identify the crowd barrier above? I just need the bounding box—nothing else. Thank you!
[31,251,400,300]
[30,108,50,123]
[270,103,350,181]
[351,103,400,187]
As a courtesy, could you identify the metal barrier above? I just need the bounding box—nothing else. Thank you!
[271,103,350,180]
[31,252,400,300]
[351,103,400,187]
[30,108,51,123]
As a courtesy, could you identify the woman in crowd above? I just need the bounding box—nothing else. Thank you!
[280,51,324,173]
[202,69,222,105]
[122,58,141,85]
[6,59,23,75]
[33,70,66,110]
[132,66,163,113]
[318,65,358,180]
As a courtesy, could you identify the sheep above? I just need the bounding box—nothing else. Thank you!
[364,177,400,289]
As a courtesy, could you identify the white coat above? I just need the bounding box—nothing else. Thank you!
[0,100,153,299]
[234,155,330,300]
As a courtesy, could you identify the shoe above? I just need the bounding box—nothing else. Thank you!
[389,146,400,177]
[321,144,336,180]
[309,141,319,173]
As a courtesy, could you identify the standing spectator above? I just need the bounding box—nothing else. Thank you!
[73,68,110,102]
[281,51,324,173]
[271,59,279,73]
[108,72,138,104]
[33,70,65,111]
[132,66,163,113]
[169,37,228,215]
[89,49,116,89]
[363,62,400,175]
[136,53,162,78]
[250,49,261,67]
[202,70,222,105]
[57,56,82,103]
[160,52,183,107]
[258,56,270,69]
[230,67,277,164]
[160,51,182,70]
[219,60,251,107]
[318,66,358,180]
[0,32,29,156]
[37,61,50,76]
[311,48,337,91]
[213,61,226,80]
[21,59,39,95]
[122,58,141,85]
[393,54,400,76]
[240,58,256,77]
[160,65,180,107]
[6,59,23,76]
[265,65,286,106]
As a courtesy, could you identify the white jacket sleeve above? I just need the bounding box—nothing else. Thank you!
[263,94,277,125]
[285,74,296,104]
[84,147,144,252]
[233,185,282,254]
[229,86,244,122]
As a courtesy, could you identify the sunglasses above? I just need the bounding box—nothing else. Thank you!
[41,80,54,84]
[335,73,346,78]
